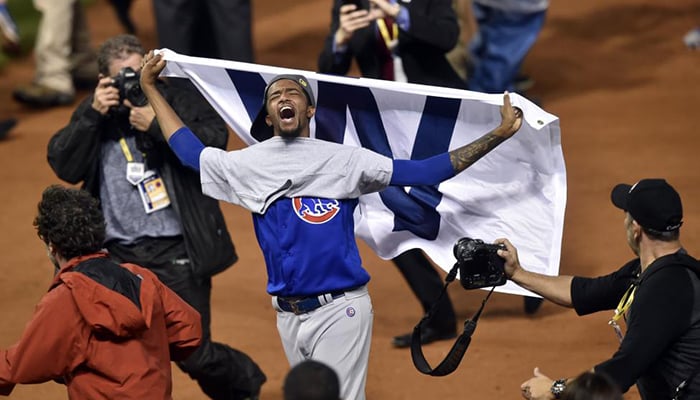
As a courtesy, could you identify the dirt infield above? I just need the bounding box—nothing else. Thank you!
[0,1,698,399]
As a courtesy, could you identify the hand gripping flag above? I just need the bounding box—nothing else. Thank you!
[158,49,566,297]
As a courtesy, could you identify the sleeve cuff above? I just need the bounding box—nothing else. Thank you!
[395,6,410,31]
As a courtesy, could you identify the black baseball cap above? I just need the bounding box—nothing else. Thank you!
[250,74,315,142]
[611,178,683,232]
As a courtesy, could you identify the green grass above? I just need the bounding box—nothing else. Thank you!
[0,0,94,69]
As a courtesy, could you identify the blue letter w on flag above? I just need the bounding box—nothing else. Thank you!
[315,82,461,240]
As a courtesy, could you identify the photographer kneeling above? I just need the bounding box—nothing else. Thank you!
[494,178,700,400]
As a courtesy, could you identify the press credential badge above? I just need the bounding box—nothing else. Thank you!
[137,171,171,213]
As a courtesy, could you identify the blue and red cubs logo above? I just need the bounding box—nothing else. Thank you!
[292,197,340,224]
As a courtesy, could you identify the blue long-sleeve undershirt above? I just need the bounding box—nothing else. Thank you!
[168,126,205,171]
[167,126,456,185]
[390,154,454,185]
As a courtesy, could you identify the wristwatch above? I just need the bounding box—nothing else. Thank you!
[550,379,567,399]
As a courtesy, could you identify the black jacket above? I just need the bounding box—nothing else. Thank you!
[572,252,700,399]
[47,82,237,278]
[318,0,466,89]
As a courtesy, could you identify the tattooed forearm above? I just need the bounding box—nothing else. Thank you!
[449,132,507,173]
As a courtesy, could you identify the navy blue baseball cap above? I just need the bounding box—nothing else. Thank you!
[250,74,315,142]
[611,178,683,232]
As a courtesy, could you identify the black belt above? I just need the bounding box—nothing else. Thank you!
[276,289,349,315]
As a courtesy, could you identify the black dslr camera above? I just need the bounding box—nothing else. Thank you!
[111,67,148,107]
[454,237,507,290]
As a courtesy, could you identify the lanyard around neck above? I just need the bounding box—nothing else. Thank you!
[376,18,398,50]
[118,137,136,162]
[611,283,637,323]
[608,282,637,343]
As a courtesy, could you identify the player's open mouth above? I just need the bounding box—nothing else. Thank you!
[280,105,295,122]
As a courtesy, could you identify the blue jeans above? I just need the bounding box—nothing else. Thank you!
[467,3,546,93]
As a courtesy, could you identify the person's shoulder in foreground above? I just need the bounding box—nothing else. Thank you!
[284,360,342,400]
[561,371,622,400]
[0,184,201,399]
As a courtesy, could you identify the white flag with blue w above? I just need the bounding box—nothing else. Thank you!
[158,49,566,298]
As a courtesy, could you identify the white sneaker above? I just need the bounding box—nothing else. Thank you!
[684,27,700,50]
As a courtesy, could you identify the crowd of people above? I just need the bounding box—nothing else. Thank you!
[0,0,697,400]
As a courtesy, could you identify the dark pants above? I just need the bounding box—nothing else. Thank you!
[392,249,456,332]
[108,237,266,400]
[153,0,253,62]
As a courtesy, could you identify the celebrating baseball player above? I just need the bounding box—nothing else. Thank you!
[139,50,523,400]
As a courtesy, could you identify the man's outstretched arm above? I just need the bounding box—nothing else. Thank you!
[390,92,523,186]
[496,238,574,307]
[449,91,522,173]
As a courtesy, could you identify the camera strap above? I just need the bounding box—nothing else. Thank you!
[410,263,496,376]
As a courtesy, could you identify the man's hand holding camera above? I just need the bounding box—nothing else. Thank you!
[494,238,524,281]
[92,76,121,115]
[92,66,155,132]
[455,238,508,290]
[124,99,155,132]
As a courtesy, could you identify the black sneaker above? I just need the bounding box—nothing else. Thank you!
[684,27,700,49]
[523,296,544,315]
[0,118,16,140]
[73,74,98,90]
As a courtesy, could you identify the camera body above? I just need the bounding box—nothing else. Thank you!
[454,237,507,290]
[111,67,148,107]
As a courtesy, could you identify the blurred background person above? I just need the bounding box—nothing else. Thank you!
[152,0,253,95]
[319,0,466,88]
[318,0,463,349]
[466,0,548,313]
[12,0,97,108]
[445,0,477,80]
[318,0,546,348]
[466,0,548,96]
[46,34,266,400]
[153,0,253,62]
[107,0,135,34]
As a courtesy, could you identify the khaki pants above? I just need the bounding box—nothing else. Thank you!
[33,0,95,93]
